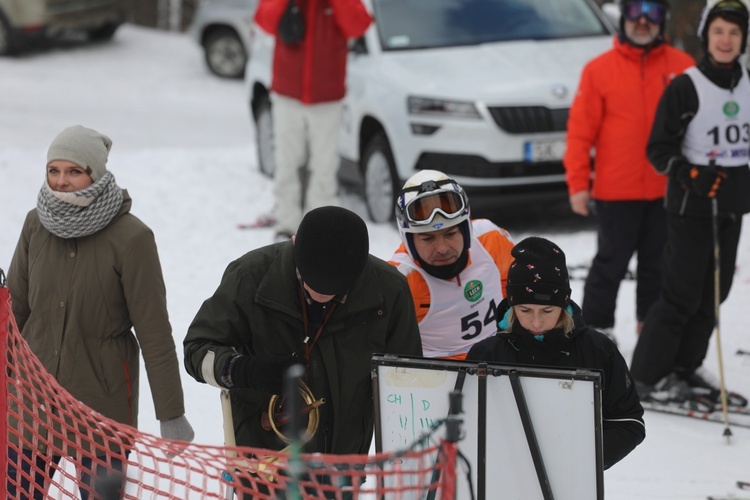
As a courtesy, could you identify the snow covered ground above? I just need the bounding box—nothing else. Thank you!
[1,25,749,499]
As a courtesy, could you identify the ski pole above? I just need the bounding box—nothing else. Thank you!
[711,195,732,442]
[221,389,238,500]
[285,364,307,500]
[220,390,257,499]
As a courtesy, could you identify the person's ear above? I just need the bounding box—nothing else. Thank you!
[292,235,296,245]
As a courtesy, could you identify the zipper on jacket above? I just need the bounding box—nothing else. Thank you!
[302,0,315,103]
[679,189,689,215]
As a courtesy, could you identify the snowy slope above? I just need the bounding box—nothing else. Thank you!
[0,24,748,499]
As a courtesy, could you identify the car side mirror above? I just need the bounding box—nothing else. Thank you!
[601,2,620,28]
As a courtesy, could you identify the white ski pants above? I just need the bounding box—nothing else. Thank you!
[271,93,342,235]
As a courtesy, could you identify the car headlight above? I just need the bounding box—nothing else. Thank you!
[407,96,482,119]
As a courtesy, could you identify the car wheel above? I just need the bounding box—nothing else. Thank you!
[255,94,275,177]
[0,13,17,56]
[362,132,399,223]
[204,27,246,79]
[88,22,119,42]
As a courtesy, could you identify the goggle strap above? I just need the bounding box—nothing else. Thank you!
[400,177,456,195]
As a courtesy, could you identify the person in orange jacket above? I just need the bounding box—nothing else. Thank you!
[254,0,372,241]
[389,170,515,360]
[563,0,693,343]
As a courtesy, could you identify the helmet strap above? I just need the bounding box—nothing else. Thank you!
[419,248,470,280]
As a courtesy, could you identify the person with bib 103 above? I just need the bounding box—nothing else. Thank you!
[631,0,750,409]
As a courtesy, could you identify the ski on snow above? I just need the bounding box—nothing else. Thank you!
[237,213,276,230]
[708,482,750,500]
[641,400,750,429]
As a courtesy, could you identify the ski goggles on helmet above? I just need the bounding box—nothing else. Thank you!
[713,0,747,13]
[623,1,667,24]
[397,179,467,226]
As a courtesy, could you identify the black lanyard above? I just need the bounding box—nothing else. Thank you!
[298,284,338,372]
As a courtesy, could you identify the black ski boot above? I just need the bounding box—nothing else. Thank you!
[679,367,748,408]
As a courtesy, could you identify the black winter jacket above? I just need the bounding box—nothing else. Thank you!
[183,240,422,454]
[467,300,645,470]
[647,57,750,217]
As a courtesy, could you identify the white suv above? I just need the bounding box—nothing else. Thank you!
[246,0,615,222]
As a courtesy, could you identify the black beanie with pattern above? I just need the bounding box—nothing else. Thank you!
[294,206,369,296]
[506,237,571,308]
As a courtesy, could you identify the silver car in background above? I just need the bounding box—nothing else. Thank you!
[188,0,257,78]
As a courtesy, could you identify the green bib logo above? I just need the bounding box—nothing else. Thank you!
[464,280,483,302]
[723,101,740,117]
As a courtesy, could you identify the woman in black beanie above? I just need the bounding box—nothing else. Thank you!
[467,236,645,470]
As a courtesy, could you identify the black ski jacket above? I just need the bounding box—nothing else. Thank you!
[647,57,750,217]
[467,300,645,470]
[183,240,422,454]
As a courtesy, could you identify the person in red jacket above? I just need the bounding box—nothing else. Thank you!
[254,0,372,241]
[563,0,693,343]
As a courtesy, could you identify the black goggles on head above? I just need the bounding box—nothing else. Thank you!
[623,1,667,24]
[399,180,467,226]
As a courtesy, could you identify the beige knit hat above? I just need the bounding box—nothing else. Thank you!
[47,125,112,182]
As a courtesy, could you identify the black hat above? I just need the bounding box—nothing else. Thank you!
[698,0,750,55]
[294,206,369,295]
[506,237,571,308]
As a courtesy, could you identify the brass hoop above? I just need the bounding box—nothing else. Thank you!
[266,380,325,445]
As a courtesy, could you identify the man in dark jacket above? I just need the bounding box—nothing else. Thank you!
[183,206,422,457]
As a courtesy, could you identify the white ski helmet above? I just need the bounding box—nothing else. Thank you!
[395,169,472,260]
[697,0,750,54]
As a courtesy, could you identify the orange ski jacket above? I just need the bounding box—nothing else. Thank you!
[564,36,693,200]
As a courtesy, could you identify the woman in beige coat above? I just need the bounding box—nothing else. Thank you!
[7,125,194,500]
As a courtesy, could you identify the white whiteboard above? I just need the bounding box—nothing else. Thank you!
[372,356,603,500]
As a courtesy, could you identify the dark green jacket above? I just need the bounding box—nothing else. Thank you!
[8,190,185,453]
[183,240,422,454]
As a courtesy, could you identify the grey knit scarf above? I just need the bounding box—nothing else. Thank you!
[37,171,124,239]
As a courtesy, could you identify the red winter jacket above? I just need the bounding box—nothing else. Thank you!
[254,0,372,104]
[563,36,693,200]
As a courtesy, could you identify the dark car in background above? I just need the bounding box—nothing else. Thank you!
[0,0,127,55]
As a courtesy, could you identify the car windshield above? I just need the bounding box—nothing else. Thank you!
[372,0,610,50]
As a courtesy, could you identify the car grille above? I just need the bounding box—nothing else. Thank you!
[415,153,565,179]
[487,107,569,134]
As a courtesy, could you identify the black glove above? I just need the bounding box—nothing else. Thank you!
[230,354,299,394]
[678,163,727,198]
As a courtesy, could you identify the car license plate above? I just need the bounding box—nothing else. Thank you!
[523,139,566,163]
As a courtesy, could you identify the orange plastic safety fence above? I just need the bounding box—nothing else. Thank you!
[2,283,457,499]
